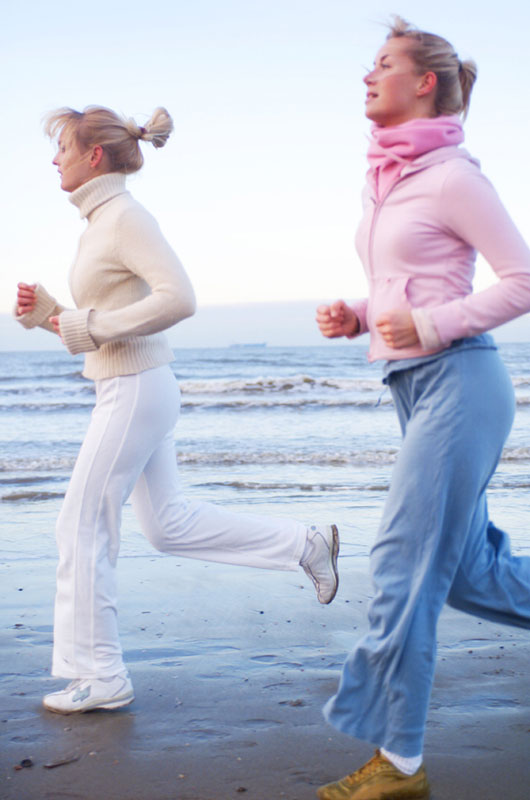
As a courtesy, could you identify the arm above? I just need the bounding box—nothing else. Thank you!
[316,299,361,339]
[58,208,196,355]
[376,310,419,348]
[426,168,530,345]
[14,282,66,335]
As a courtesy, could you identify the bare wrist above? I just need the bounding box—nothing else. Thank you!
[346,316,360,339]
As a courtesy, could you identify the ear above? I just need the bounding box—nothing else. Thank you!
[417,71,437,97]
[89,145,105,169]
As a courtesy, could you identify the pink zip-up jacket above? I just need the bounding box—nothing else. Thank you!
[350,145,530,362]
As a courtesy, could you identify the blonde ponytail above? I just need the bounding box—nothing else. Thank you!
[43,105,174,173]
[458,60,478,119]
[141,107,173,149]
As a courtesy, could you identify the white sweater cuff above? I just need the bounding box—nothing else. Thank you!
[59,309,98,355]
[13,283,57,329]
[411,308,443,350]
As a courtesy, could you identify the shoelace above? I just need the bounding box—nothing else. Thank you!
[344,752,389,785]
[65,679,84,691]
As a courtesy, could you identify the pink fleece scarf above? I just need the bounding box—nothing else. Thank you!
[367,115,464,201]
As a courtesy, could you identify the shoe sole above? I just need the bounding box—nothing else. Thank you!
[320,524,340,605]
[43,692,135,715]
[317,790,429,800]
[317,772,430,800]
[317,782,430,800]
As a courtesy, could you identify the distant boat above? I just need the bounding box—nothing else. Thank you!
[229,342,267,348]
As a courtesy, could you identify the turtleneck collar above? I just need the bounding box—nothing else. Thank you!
[69,172,128,219]
[366,115,464,202]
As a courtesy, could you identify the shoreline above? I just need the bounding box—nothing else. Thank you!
[1,554,529,799]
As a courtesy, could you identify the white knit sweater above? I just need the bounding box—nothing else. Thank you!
[15,173,196,380]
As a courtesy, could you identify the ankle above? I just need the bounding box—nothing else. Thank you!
[380,748,422,776]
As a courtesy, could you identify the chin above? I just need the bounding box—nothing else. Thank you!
[365,106,382,124]
[366,112,398,128]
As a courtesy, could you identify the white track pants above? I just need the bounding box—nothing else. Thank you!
[53,365,307,678]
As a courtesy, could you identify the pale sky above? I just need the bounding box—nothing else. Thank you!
[1,0,529,317]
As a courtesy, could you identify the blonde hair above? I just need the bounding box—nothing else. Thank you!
[43,105,174,173]
[387,16,477,118]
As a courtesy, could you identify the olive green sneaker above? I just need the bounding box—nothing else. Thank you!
[316,750,430,799]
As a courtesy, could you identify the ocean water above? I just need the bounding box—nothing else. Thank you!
[1,344,530,563]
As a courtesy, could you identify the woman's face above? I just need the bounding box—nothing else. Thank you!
[364,37,432,127]
[52,132,93,193]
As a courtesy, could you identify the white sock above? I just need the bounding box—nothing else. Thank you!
[380,748,422,776]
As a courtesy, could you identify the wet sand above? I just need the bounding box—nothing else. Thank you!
[1,553,529,800]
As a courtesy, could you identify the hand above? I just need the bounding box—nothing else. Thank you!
[17,282,37,316]
[375,310,419,348]
[316,300,359,339]
[49,315,62,338]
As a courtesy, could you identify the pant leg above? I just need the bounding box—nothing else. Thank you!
[54,365,307,679]
[325,345,522,756]
[447,499,530,627]
[53,366,181,679]
[131,432,307,571]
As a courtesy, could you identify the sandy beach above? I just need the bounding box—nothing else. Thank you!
[1,552,529,800]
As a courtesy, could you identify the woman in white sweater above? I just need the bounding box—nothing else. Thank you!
[15,105,339,715]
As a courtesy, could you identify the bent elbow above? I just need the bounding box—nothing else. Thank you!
[183,291,197,320]
[175,290,196,322]
[172,290,197,324]
[158,282,197,325]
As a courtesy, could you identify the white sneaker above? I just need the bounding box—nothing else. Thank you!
[301,524,339,604]
[43,672,134,715]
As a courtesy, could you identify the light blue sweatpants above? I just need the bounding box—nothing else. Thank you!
[324,338,530,756]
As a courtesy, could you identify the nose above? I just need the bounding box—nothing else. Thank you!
[364,70,375,86]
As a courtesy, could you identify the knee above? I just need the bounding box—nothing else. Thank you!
[144,527,169,553]
[446,569,472,613]
[140,498,192,552]
[446,585,463,612]
[140,515,172,551]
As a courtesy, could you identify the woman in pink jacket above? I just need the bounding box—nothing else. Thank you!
[316,17,530,800]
